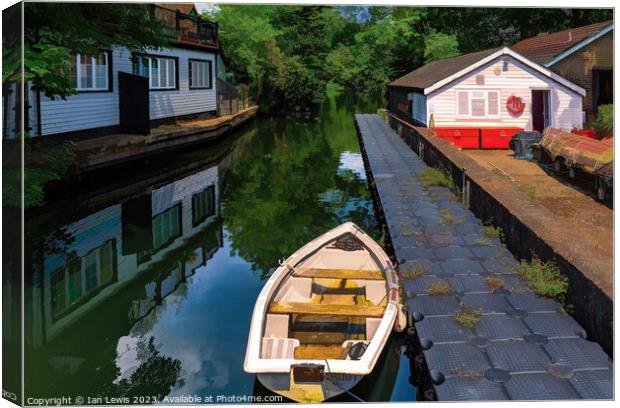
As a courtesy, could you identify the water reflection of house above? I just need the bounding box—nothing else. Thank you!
[31,164,222,346]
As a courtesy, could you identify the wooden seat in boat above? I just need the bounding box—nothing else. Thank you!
[293,344,350,360]
[268,302,385,317]
[293,268,384,280]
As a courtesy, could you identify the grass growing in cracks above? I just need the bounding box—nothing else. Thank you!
[416,167,462,199]
[515,258,568,304]
[485,275,504,290]
[426,280,452,296]
[453,304,483,329]
[482,225,504,242]
[400,264,426,280]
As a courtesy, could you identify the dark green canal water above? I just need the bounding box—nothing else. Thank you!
[23,89,415,403]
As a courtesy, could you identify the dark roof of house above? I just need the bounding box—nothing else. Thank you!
[388,47,501,89]
[512,20,613,65]
[157,3,197,16]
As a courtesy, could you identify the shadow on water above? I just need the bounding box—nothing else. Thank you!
[21,88,417,403]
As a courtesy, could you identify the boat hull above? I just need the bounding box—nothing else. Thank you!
[245,222,406,403]
[257,372,364,403]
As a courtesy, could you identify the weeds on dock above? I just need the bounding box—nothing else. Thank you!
[515,257,568,304]
[416,167,462,199]
[400,264,426,279]
[452,367,485,379]
[453,304,483,329]
[439,208,465,226]
[485,275,504,290]
[400,229,423,237]
[426,280,452,295]
[475,238,492,246]
[481,225,504,242]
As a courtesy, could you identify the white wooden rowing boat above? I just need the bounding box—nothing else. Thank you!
[244,222,407,403]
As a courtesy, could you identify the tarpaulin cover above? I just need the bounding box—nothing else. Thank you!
[509,131,542,160]
[540,128,614,177]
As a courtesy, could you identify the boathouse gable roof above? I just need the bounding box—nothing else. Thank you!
[389,47,586,97]
[388,47,501,91]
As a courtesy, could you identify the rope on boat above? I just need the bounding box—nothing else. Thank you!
[278,258,299,276]
[324,359,367,403]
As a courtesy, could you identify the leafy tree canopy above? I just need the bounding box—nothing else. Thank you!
[424,31,460,63]
[211,5,611,112]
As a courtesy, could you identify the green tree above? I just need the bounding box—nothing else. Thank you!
[423,31,460,62]
[325,45,358,86]
[594,104,613,137]
[212,5,281,99]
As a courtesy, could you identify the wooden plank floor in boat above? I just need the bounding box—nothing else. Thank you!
[268,302,384,317]
[294,268,383,280]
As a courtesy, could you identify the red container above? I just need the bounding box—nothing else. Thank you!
[434,127,480,148]
[572,128,597,139]
[480,127,523,149]
[434,127,523,149]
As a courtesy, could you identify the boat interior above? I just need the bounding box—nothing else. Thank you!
[262,234,388,361]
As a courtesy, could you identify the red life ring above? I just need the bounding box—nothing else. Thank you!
[507,95,525,115]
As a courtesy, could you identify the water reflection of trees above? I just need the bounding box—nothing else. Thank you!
[222,91,381,278]
[105,336,182,400]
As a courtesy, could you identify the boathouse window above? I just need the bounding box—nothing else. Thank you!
[50,240,117,319]
[456,90,501,118]
[189,59,213,89]
[152,204,182,250]
[133,55,177,90]
[70,52,110,91]
[192,185,215,226]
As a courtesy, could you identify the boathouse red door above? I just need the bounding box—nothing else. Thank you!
[531,90,550,132]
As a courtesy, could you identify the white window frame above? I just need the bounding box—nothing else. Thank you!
[456,89,501,119]
[189,59,213,89]
[134,55,177,90]
[74,52,109,91]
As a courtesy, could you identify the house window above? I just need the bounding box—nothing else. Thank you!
[50,240,117,319]
[192,185,215,226]
[51,268,66,317]
[152,204,182,250]
[456,90,501,118]
[70,53,110,91]
[133,55,177,90]
[189,59,212,89]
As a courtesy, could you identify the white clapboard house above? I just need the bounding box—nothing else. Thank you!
[388,47,586,149]
[3,4,227,139]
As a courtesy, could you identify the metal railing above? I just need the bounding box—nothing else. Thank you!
[217,78,239,116]
[153,5,218,48]
[217,78,252,116]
